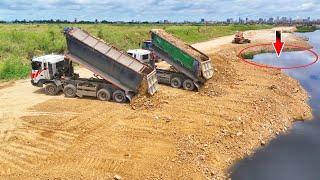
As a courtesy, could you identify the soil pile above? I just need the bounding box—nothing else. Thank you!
[151,29,209,61]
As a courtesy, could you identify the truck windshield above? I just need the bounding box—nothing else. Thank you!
[143,41,152,50]
[31,61,42,70]
[56,61,65,71]
[142,54,149,60]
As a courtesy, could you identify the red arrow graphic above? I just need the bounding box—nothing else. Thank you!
[273,30,285,57]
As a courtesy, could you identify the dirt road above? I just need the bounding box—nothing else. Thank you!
[0,27,313,179]
[193,27,298,53]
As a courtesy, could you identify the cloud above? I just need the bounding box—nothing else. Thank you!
[300,2,315,11]
[0,0,319,21]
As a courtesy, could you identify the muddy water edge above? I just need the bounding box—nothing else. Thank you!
[231,30,320,180]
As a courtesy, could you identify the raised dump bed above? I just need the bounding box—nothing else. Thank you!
[151,29,213,86]
[64,27,158,99]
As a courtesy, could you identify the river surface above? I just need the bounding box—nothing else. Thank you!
[231,30,320,180]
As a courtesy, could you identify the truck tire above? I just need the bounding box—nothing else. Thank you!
[171,77,182,88]
[97,88,111,101]
[45,83,58,96]
[183,79,195,91]
[113,90,126,103]
[64,84,77,98]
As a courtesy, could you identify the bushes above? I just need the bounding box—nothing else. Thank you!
[0,25,66,80]
[0,56,30,80]
[241,50,267,59]
[296,26,318,33]
[242,52,255,59]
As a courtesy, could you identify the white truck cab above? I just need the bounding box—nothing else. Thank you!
[31,54,65,95]
[127,49,156,68]
[127,49,151,64]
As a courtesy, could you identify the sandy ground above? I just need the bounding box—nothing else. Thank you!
[0,27,313,179]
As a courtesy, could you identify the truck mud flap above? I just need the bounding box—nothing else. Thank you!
[200,60,214,80]
[125,92,135,102]
[147,69,159,95]
[194,81,201,91]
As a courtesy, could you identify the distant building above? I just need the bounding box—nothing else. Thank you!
[226,18,234,24]
[238,17,245,24]
[268,18,274,24]
[281,17,287,23]
[258,18,264,23]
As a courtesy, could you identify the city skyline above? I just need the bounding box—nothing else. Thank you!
[0,0,319,22]
[5,16,320,25]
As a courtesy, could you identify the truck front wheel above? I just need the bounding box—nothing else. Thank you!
[183,79,195,91]
[97,88,111,101]
[171,77,182,88]
[64,84,77,98]
[113,90,126,103]
[45,83,58,96]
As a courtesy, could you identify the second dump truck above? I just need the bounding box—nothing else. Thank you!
[131,29,213,91]
[31,27,158,103]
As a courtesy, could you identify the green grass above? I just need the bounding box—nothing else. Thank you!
[241,50,267,59]
[296,25,318,33]
[0,55,30,80]
[0,24,272,80]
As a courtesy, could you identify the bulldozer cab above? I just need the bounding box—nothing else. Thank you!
[235,31,244,38]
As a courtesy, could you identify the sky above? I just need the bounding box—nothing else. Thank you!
[0,0,319,22]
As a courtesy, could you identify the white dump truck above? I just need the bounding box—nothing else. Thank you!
[31,28,158,103]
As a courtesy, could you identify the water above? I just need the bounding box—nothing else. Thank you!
[231,30,320,180]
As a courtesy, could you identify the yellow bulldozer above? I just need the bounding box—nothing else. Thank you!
[232,31,251,44]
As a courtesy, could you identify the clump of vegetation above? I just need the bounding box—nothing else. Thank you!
[242,52,255,59]
[0,55,30,80]
[296,25,318,33]
[0,24,272,80]
[241,50,267,59]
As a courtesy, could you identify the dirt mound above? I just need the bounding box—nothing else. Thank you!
[130,91,168,110]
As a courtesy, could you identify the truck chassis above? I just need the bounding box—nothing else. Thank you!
[156,69,196,91]
[61,77,128,103]
[37,73,129,103]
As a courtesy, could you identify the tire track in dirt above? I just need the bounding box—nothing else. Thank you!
[0,112,81,175]
[25,113,127,178]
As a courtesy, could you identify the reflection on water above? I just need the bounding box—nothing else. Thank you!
[254,51,315,68]
[231,30,320,180]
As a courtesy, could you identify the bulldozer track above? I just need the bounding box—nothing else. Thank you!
[0,118,80,175]
[0,149,32,173]
[3,143,49,158]
[21,122,78,137]
[74,157,127,172]
[0,109,118,175]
